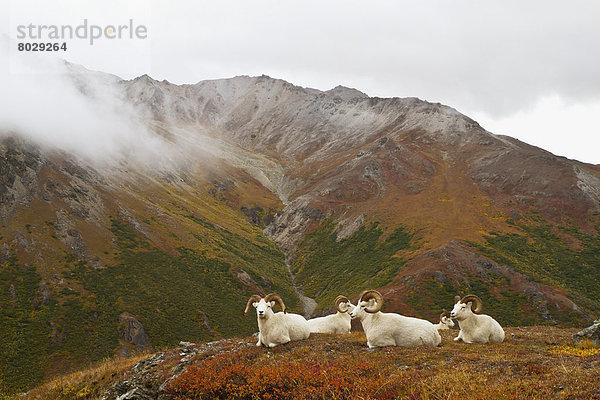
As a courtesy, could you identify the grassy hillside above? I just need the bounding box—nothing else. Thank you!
[0,217,296,395]
[472,220,600,318]
[19,327,600,400]
[290,222,415,308]
[0,256,52,393]
[405,275,541,327]
[290,215,599,327]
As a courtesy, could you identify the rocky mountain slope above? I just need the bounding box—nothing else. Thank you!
[1,69,599,394]
[120,72,599,316]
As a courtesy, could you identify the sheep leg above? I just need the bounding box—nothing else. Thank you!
[256,332,262,346]
[454,331,463,342]
[278,335,291,346]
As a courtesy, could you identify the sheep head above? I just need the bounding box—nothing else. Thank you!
[265,293,286,313]
[439,309,455,328]
[335,295,352,313]
[244,295,262,315]
[450,294,483,320]
[244,293,286,319]
[350,290,383,320]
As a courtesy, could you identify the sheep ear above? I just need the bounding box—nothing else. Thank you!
[253,302,259,308]
[270,301,276,308]
[338,302,349,312]
[454,295,461,304]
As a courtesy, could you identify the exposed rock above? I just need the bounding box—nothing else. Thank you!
[71,207,90,219]
[116,209,149,237]
[235,269,259,291]
[105,352,165,400]
[50,273,64,285]
[324,85,369,101]
[335,214,365,241]
[260,276,274,290]
[117,312,151,358]
[32,282,52,310]
[49,322,64,344]
[0,243,12,264]
[198,310,217,336]
[60,160,91,180]
[54,209,103,268]
[256,209,273,227]
[264,196,323,252]
[0,136,44,219]
[208,178,236,201]
[212,178,235,192]
[241,205,263,225]
[41,191,52,201]
[573,319,600,346]
[433,271,446,284]
[8,283,17,307]
[362,161,384,191]
[476,258,498,273]
[104,338,254,400]
[12,233,31,253]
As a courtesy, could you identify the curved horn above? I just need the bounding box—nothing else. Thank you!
[244,295,262,315]
[460,295,483,313]
[265,293,286,313]
[335,295,350,313]
[359,290,383,313]
[454,295,461,304]
[440,309,451,319]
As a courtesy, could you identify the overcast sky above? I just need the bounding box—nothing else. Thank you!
[2,0,600,164]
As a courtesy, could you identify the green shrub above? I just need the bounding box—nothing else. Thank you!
[471,222,600,321]
[292,222,414,307]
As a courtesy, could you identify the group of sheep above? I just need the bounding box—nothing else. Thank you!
[244,291,504,348]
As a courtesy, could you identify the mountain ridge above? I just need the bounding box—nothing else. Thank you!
[1,68,599,394]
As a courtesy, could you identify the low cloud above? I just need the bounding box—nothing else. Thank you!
[0,36,165,164]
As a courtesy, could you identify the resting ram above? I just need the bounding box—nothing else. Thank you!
[244,293,310,347]
[450,295,504,343]
[307,295,353,334]
[349,290,441,348]
[433,309,455,330]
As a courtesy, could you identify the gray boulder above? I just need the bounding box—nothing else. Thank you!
[117,312,151,357]
[573,319,600,346]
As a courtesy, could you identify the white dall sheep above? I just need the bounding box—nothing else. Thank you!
[244,293,310,347]
[348,290,441,348]
[433,309,455,330]
[307,295,353,334]
[450,295,504,344]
